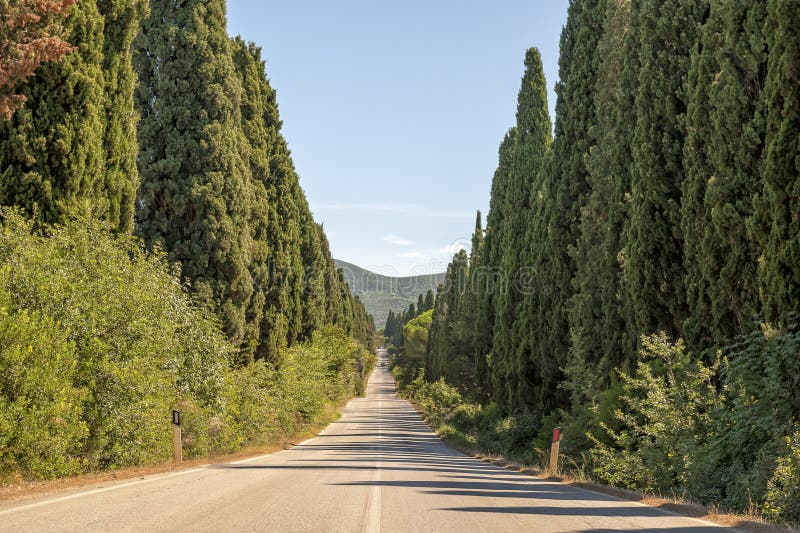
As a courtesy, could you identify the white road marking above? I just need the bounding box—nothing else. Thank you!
[0,420,326,514]
[363,371,383,533]
[0,468,207,517]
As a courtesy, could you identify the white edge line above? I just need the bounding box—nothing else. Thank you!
[0,468,206,517]
[0,393,360,518]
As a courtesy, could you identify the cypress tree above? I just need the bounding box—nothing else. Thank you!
[683,1,767,349]
[134,0,254,352]
[528,0,604,413]
[465,211,490,400]
[428,250,470,388]
[0,0,76,120]
[98,0,147,232]
[483,129,516,406]
[493,48,552,411]
[423,289,435,313]
[567,0,637,402]
[298,207,326,340]
[755,0,800,324]
[0,0,107,225]
[624,0,708,343]
[317,224,346,329]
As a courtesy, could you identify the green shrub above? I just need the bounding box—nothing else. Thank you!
[0,290,88,480]
[0,211,230,472]
[763,431,800,524]
[588,334,720,495]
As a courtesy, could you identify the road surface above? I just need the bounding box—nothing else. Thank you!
[0,352,730,532]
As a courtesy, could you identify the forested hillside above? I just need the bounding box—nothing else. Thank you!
[335,259,443,327]
[401,0,800,525]
[0,0,373,482]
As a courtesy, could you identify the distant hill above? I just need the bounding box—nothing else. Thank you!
[335,259,445,328]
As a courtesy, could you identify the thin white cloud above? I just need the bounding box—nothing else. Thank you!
[438,239,471,256]
[383,234,414,246]
[397,251,425,259]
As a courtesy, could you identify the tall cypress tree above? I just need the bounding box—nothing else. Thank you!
[755,0,800,324]
[567,0,636,402]
[428,250,470,388]
[423,289,435,313]
[493,48,552,411]
[683,1,767,350]
[480,130,515,404]
[298,205,326,340]
[98,0,147,232]
[317,223,346,329]
[465,211,490,400]
[624,0,708,343]
[134,0,254,352]
[0,0,107,225]
[525,0,604,414]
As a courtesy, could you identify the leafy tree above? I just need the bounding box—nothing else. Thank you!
[0,0,76,119]
[0,288,87,479]
[404,309,433,361]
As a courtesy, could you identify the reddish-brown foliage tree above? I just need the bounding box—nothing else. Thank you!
[0,0,76,120]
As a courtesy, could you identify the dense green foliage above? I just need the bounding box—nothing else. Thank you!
[756,0,800,324]
[424,0,800,523]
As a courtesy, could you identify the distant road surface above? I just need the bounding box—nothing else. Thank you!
[0,351,729,532]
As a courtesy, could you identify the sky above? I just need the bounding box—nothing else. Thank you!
[228,1,569,276]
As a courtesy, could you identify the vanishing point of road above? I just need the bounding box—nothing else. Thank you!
[0,352,731,532]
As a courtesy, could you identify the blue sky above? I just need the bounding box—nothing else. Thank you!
[228,1,569,276]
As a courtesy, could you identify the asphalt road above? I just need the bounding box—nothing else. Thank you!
[0,352,731,532]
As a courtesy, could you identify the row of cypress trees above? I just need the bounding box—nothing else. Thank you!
[0,0,374,361]
[426,0,799,415]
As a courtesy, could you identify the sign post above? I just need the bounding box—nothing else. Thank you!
[548,427,561,477]
[172,410,182,463]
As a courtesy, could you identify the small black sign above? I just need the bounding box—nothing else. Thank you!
[172,410,181,426]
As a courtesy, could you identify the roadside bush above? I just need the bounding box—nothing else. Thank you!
[0,211,375,482]
[763,431,800,525]
[589,334,720,495]
[0,289,87,480]
[0,211,231,473]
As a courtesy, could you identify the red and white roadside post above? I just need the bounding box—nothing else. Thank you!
[548,427,561,477]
